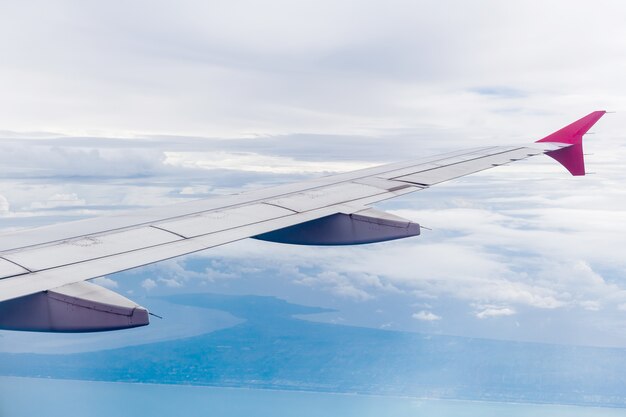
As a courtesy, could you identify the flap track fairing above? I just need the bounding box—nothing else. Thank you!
[0,281,149,332]
[253,208,420,246]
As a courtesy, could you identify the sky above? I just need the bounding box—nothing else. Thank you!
[1,0,626,352]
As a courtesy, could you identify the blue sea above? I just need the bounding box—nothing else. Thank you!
[0,377,624,417]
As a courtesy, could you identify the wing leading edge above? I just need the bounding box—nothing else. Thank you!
[0,111,606,332]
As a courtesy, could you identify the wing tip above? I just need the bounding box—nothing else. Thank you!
[537,110,607,176]
[536,110,607,145]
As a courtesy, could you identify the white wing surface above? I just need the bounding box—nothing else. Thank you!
[0,111,606,332]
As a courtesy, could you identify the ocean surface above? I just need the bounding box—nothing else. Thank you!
[2,293,626,408]
[0,376,624,417]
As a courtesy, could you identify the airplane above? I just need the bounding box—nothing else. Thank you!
[0,111,607,333]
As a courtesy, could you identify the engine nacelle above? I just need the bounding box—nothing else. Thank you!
[254,208,420,246]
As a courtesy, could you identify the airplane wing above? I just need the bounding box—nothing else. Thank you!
[0,111,607,332]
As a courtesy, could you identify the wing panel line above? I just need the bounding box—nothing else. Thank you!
[149,225,189,240]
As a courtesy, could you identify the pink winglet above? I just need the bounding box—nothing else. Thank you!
[535,111,606,176]
[544,143,586,176]
[536,111,606,145]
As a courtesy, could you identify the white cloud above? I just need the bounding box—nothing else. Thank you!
[412,311,442,321]
[178,185,214,196]
[203,268,238,282]
[164,151,375,174]
[579,300,601,312]
[0,194,9,215]
[141,278,157,291]
[295,271,374,301]
[475,306,516,319]
[28,193,86,210]
[179,215,618,314]
[158,278,183,288]
[91,276,119,289]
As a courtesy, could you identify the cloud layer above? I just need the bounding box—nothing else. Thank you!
[1,1,626,349]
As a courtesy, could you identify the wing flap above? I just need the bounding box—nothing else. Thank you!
[154,203,292,238]
[265,182,387,213]
[0,258,30,279]
[2,226,182,272]
[389,147,540,186]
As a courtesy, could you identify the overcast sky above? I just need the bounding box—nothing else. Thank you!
[1,1,626,350]
[1,0,624,138]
